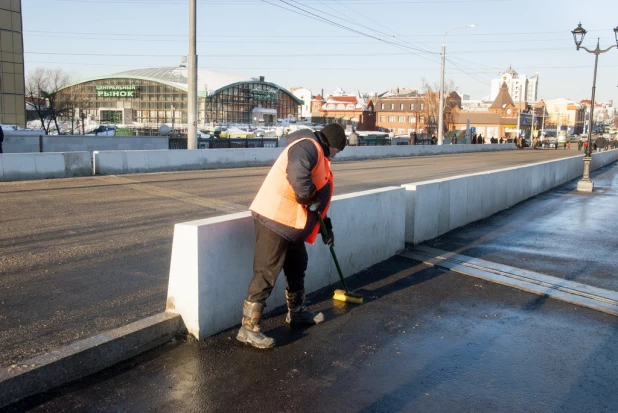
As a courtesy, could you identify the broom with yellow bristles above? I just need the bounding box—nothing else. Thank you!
[315,212,364,305]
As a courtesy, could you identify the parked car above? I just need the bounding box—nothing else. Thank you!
[87,125,117,136]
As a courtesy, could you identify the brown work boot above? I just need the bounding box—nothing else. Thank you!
[236,300,276,349]
[285,289,325,325]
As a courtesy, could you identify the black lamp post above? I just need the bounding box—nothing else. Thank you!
[571,22,618,192]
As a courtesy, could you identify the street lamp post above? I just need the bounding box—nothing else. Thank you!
[571,22,618,192]
[187,0,198,149]
[437,24,476,145]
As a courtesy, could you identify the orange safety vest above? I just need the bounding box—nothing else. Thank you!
[250,137,333,244]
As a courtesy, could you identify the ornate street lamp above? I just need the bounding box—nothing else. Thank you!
[571,23,586,50]
[571,22,618,192]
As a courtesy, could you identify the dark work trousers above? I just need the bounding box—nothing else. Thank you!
[246,218,308,304]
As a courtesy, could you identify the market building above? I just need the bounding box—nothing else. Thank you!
[56,67,302,129]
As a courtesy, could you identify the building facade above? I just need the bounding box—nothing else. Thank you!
[0,0,25,127]
[374,95,427,135]
[374,90,461,136]
[489,67,539,104]
[56,67,302,128]
[452,82,530,141]
[291,87,313,121]
[310,88,375,130]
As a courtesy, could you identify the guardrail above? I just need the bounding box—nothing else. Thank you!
[359,138,391,146]
[169,138,279,150]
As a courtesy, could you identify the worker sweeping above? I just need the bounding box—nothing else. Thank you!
[237,123,347,349]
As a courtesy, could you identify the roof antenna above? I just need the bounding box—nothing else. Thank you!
[180,56,187,68]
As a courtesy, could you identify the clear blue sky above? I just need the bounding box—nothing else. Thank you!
[23,0,618,104]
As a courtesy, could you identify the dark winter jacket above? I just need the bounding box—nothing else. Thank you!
[253,129,333,243]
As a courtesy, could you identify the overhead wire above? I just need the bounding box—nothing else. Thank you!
[261,0,440,61]
[45,0,513,4]
[281,0,495,84]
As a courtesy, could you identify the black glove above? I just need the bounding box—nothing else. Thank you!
[321,217,334,247]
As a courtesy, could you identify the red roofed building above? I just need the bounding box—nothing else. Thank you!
[311,88,375,131]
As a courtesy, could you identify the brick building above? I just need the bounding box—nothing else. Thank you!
[374,94,428,136]
[374,90,461,137]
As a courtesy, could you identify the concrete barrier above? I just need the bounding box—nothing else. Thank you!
[2,132,42,153]
[403,150,618,244]
[3,134,169,154]
[93,147,285,175]
[94,144,516,176]
[0,152,92,181]
[337,143,515,161]
[166,186,406,340]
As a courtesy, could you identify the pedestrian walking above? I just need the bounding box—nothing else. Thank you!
[237,123,347,349]
[0,125,4,154]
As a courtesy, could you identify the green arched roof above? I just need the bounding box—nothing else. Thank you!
[57,68,303,104]
[210,81,303,104]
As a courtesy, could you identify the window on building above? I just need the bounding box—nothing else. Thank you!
[410,104,414,110]
[420,116,425,123]
[400,104,404,110]
[391,104,394,110]
[420,103,425,110]
[388,115,395,122]
[380,115,385,122]
[399,116,405,122]
[409,116,415,123]
[381,103,384,109]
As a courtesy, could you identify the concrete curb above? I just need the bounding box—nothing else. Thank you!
[0,312,183,408]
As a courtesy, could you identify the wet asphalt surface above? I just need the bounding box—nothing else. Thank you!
[0,148,583,366]
[6,258,618,413]
[425,161,618,292]
[3,155,618,413]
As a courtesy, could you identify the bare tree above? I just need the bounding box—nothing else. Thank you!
[25,68,73,135]
[420,78,460,136]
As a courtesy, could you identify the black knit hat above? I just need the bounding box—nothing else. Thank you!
[320,123,347,151]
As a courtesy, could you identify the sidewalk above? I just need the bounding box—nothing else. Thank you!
[4,161,618,413]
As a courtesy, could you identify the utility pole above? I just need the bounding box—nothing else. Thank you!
[187,0,198,149]
[541,104,545,135]
[172,105,175,138]
[437,43,446,145]
[516,82,522,142]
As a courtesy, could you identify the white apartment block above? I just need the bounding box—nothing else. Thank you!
[490,67,538,104]
[292,88,313,121]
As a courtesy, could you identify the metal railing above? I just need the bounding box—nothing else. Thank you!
[359,138,391,146]
[169,138,279,150]
[415,139,434,145]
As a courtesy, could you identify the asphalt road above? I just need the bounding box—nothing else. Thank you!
[9,258,618,413]
[0,147,583,365]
